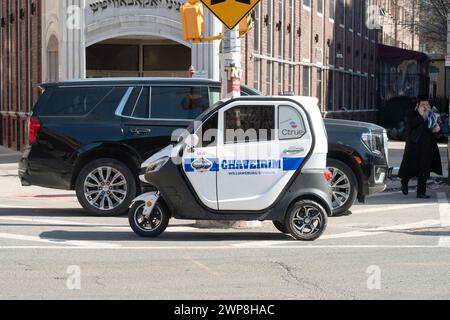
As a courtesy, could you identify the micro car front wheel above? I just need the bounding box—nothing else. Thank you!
[129,201,170,238]
[286,200,328,241]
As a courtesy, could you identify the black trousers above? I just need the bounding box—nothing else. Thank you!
[402,175,428,195]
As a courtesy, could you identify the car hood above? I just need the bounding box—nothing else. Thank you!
[324,118,385,133]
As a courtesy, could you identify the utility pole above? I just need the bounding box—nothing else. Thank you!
[220,27,242,99]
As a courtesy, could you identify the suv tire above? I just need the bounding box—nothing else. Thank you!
[327,158,358,215]
[76,158,137,216]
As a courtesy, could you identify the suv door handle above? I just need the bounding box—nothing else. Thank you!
[283,147,305,154]
[130,128,152,135]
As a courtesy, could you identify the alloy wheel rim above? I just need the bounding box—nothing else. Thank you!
[83,166,128,211]
[328,167,351,210]
[134,203,163,232]
[292,205,323,236]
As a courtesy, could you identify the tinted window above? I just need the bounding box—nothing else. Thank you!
[39,87,113,116]
[224,106,275,144]
[151,86,209,120]
[198,112,218,147]
[122,87,150,119]
[278,105,306,140]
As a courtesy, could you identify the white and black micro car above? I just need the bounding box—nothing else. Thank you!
[128,96,333,241]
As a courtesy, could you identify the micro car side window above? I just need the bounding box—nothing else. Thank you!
[224,105,275,144]
[278,105,307,140]
[151,86,209,120]
[122,87,150,119]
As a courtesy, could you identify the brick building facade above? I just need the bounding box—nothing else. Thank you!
[0,0,42,151]
[241,0,380,122]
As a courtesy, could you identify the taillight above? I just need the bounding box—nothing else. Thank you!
[324,171,333,182]
[28,116,41,146]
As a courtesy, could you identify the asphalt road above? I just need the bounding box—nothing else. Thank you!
[0,143,449,300]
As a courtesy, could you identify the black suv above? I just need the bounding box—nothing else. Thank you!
[19,78,389,216]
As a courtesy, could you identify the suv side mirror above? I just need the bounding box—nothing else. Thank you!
[185,134,200,149]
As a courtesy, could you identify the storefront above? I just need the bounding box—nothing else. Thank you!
[42,0,221,82]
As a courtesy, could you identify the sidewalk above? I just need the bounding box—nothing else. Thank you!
[0,146,21,175]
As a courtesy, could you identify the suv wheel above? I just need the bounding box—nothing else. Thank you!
[76,158,137,216]
[327,159,358,215]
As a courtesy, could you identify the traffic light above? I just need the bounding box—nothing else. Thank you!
[180,0,205,43]
[238,14,253,38]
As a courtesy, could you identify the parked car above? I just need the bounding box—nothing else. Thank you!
[19,78,389,216]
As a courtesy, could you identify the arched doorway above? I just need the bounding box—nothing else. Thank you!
[47,35,59,82]
[86,36,192,78]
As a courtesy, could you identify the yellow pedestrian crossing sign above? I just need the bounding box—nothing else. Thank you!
[201,0,261,30]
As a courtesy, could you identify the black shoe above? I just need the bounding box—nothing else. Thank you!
[416,194,431,199]
[401,182,409,195]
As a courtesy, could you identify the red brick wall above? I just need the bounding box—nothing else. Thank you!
[0,0,41,151]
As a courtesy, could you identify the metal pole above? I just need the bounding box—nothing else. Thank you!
[220,27,241,99]
[446,13,450,185]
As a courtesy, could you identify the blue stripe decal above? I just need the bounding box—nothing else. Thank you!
[184,158,304,172]
[283,157,305,171]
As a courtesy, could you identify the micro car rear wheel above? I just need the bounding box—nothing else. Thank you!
[273,221,289,234]
[129,201,170,238]
[286,200,328,241]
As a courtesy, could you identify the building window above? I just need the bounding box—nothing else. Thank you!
[338,0,345,25]
[303,0,311,8]
[318,0,324,15]
[253,4,260,53]
[302,66,311,96]
[267,0,273,57]
[266,61,273,95]
[278,0,284,59]
[289,0,295,61]
[253,58,261,91]
[278,63,284,94]
[328,71,334,111]
[338,73,344,108]
[329,0,336,20]
[288,65,294,93]
[317,69,323,108]
[348,0,354,30]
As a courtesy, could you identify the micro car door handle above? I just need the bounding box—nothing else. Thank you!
[130,128,152,135]
[283,147,305,154]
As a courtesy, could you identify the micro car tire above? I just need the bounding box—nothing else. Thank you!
[273,221,289,234]
[327,159,358,216]
[75,158,137,217]
[129,201,170,238]
[285,200,328,241]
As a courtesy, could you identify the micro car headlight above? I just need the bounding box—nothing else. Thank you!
[146,157,170,174]
[361,132,384,156]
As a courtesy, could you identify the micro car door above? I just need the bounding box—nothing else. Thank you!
[216,101,313,211]
[182,112,219,210]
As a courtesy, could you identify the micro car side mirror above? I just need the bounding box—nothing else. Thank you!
[185,134,200,149]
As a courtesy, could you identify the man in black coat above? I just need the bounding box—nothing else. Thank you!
[399,96,442,199]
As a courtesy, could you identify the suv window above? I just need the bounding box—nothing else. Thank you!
[151,86,209,120]
[39,86,113,116]
[122,87,150,119]
[224,105,275,144]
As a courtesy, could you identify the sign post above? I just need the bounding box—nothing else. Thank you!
[221,28,242,99]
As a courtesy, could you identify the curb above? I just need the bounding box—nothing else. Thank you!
[194,220,263,230]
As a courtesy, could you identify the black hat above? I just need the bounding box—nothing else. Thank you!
[416,94,430,102]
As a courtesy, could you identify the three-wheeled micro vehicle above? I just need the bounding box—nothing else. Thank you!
[128,96,333,241]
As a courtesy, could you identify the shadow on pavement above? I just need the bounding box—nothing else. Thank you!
[39,230,292,242]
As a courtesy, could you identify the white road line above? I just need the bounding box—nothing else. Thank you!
[0,216,197,232]
[437,193,450,248]
[0,232,120,248]
[0,204,37,209]
[0,245,448,250]
[351,203,436,215]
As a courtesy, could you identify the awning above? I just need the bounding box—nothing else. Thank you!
[378,44,429,63]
